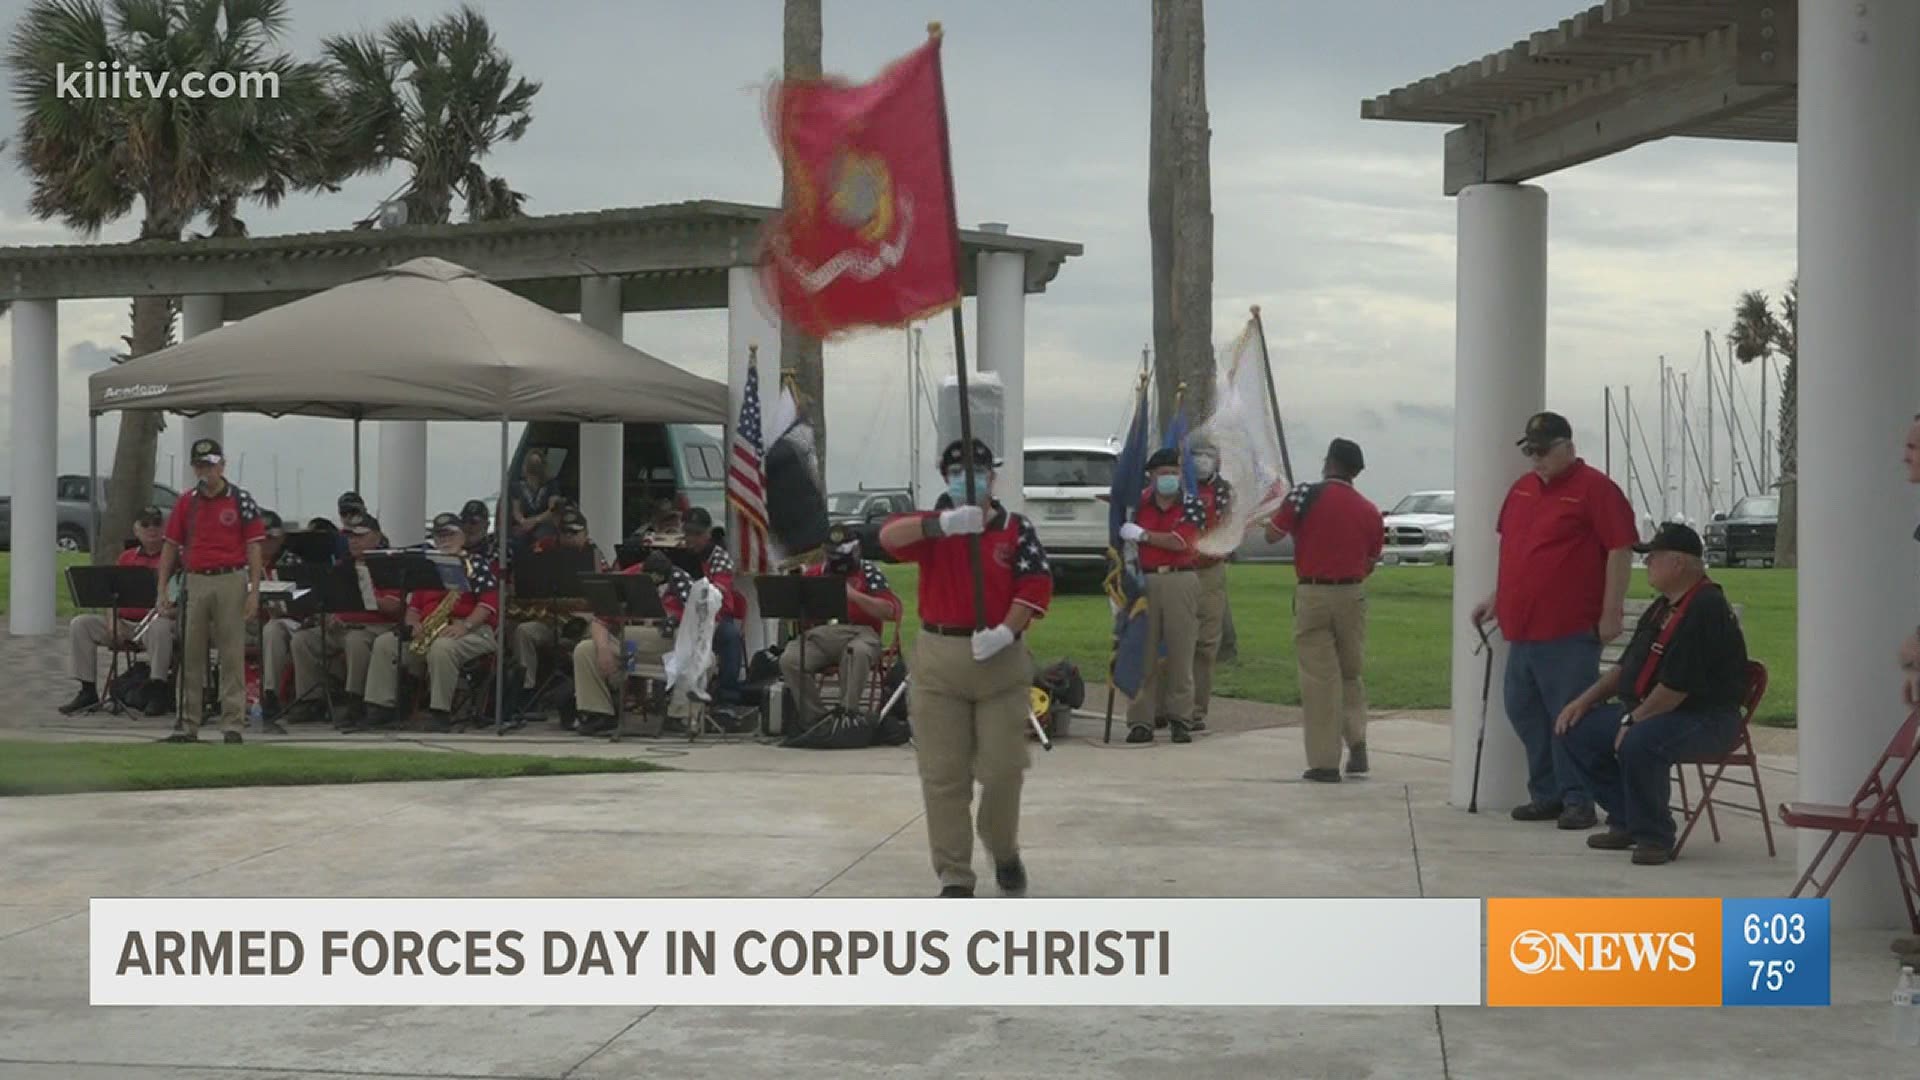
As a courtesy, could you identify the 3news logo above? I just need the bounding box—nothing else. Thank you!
[1487,898,1829,1007]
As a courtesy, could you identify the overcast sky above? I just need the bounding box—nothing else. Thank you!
[0,0,1796,526]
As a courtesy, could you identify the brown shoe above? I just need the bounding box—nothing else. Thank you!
[1587,828,1633,851]
[1890,936,1920,957]
[1631,842,1673,866]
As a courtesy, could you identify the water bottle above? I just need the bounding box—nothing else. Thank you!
[1891,966,1916,1047]
[621,639,638,677]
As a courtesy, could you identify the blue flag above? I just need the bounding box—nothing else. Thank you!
[1107,382,1153,698]
[1162,402,1198,496]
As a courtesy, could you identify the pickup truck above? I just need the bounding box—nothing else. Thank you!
[0,475,181,553]
[827,488,915,561]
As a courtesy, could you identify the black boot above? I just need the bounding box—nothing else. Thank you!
[1126,725,1154,744]
[58,682,100,715]
[1170,720,1193,744]
[995,858,1028,897]
[260,691,281,719]
[1346,745,1370,775]
[426,710,452,733]
[938,884,974,898]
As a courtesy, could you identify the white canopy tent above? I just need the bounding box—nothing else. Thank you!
[87,256,729,732]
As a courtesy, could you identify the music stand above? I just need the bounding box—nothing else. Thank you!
[362,551,471,720]
[279,561,382,720]
[579,573,666,742]
[281,529,340,566]
[507,547,595,723]
[754,574,849,724]
[64,565,159,716]
[615,541,703,578]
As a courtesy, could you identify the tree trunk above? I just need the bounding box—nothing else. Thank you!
[94,294,177,564]
[1150,0,1215,428]
[1773,357,1796,567]
[781,0,828,476]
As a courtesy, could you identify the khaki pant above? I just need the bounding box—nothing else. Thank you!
[260,617,299,699]
[513,621,557,689]
[363,627,498,712]
[180,571,249,735]
[778,623,882,725]
[291,620,391,701]
[1193,562,1228,720]
[571,625,678,718]
[1126,569,1201,731]
[911,632,1033,890]
[1294,582,1370,770]
[70,612,175,685]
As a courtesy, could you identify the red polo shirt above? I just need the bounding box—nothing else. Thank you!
[1134,491,1206,571]
[164,483,266,571]
[804,560,902,630]
[884,500,1053,627]
[1268,480,1383,581]
[1495,459,1638,641]
[406,555,501,629]
[116,544,165,620]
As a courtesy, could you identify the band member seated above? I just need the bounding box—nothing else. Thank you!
[778,525,902,728]
[60,505,174,716]
[357,512,501,733]
[337,491,369,528]
[510,506,604,711]
[256,510,302,731]
[460,499,498,566]
[569,551,691,736]
[1553,523,1749,866]
[679,506,746,704]
[287,516,403,726]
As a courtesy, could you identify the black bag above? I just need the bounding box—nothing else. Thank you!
[1036,659,1085,711]
[108,661,152,711]
[780,706,881,750]
[746,646,784,685]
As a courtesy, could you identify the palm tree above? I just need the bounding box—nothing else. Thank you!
[322,5,538,225]
[7,0,343,561]
[1149,0,1214,425]
[780,0,827,473]
[1727,279,1798,567]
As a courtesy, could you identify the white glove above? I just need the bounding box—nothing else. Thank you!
[971,624,1017,662]
[938,505,986,536]
[1119,522,1146,543]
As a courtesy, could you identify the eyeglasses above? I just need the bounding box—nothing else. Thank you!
[1521,440,1568,458]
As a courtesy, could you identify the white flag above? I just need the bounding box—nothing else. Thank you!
[1193,317,1290,557]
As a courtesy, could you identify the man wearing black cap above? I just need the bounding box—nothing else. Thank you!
[1265,438,1384,781]
[288,516,402,725]
[682,506,746,704]
[1470,411,1639,828]
[1552,523,1748,865]
[460,499,498,566]
[779,523,903,729]
[155,438,267,743]
[359,512,501,731]
[880,437,1053,897]
[570,550,694,735]
[255,510,302,730]
[1118,447,1209,744]
[60,505,175,717]
[336,491,368,529]
[509,506,605,711]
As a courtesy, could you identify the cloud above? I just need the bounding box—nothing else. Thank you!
[1395,402,1453,427]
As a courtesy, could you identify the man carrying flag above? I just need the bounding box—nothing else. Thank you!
[1120,448,1208,743]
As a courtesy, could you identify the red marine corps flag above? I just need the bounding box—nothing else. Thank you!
[761,33,962,337]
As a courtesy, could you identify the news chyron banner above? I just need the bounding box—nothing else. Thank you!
[91,898,1483,1007]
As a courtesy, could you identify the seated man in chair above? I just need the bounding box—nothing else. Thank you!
[570,552,692,736]
[60,505,175,716]
[778,524,902,730]
[1553,522,1749,865]
[357,512,501,733]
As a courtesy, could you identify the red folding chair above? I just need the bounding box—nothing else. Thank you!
[1778,709,1920,933]
[1670,660,1776,858]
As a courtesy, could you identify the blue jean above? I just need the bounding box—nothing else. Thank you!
[1556,703,1740,848]
[1504,633,1602,807]
[713,616,744,704]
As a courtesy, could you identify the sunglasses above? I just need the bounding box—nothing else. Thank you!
[1521,440,1567,458]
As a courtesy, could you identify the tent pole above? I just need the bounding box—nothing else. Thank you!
[88,413,99,557]
[495,412,511,736]
[353,417,363,493]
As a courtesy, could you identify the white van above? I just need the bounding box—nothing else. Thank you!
[1023,437,1120,569]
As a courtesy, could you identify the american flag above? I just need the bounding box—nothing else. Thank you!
[728,365,771,573]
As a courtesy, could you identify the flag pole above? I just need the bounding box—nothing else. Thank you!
[1250,305,1296,487]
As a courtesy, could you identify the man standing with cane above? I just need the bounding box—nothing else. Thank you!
[155,438,267,744]
[881,438,1054,898]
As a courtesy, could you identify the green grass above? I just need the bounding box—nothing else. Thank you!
[0,551,88,619]
[0,739,663,797]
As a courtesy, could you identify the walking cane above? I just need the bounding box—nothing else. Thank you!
[1469,618,1496,814]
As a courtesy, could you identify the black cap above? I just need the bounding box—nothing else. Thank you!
[460,499,491,524]
[1634,521,1704,558]
[1327,437,1365,475]
[432,512,463,535]
[189,437,223,465]
[1145,448,1182,471]
[345,515,383,536]
[261,510,285,536]
[559,507,589,533]
[134,505,165,526]
[337,490,367,513]
[642,551,674,579]
[1516,411,1574,448]
[683,506,714,533]
[939,438,1001,473]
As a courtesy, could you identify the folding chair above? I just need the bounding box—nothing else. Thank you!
[817,620,902,716]
[1778,709,1920,933]
[1670,659,1776,858]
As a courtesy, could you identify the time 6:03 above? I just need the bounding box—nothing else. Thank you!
[1743,912,1807,946]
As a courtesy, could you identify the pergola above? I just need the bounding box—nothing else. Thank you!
[3,199,1082,641]
[1366,0,1910,928]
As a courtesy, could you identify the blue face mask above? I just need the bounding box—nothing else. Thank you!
[947,471,989,505]
[1155,474,1182,497]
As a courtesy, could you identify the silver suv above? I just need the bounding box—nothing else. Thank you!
[1023,438,1118,570]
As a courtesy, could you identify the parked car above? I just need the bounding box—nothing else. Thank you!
[827,488,915,561]
[1704,494,1779,567]
[1022,437,1119,572]
[1380,490,1455,566]
[512,422,726,542]
[0,475,180,553]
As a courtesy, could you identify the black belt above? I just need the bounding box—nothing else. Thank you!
[1298,577,1363,586]
[923,622,1021,640]
[190,565,247,576]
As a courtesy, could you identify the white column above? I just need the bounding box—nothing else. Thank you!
[578,277,625,542]
[1449,183,1548,812]
[178,294,223,489]
[9,299,58,635]
[976,234,1027,516]
[1797,0,1920,928]
[727,266,781,653]
[378,422,428,545]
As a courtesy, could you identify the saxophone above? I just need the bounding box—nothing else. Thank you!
[410,587,463,657]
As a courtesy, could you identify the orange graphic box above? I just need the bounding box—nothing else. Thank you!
[1487,898,1722,1007]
